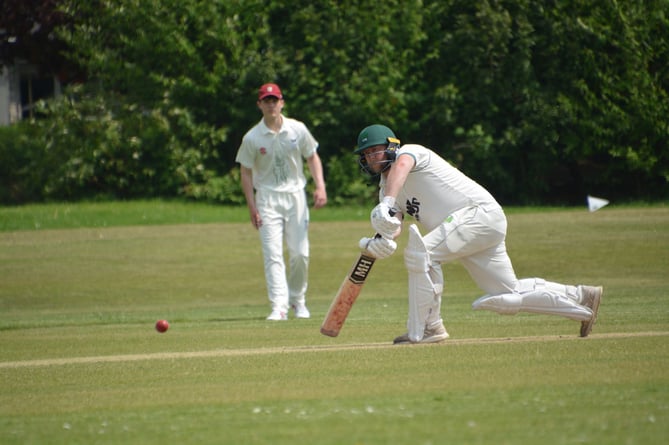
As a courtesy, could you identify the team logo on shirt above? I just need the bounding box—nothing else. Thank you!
[405,197,421,221]
[260,147,267,155]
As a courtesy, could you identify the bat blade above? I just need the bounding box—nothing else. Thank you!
[320,253,376,337]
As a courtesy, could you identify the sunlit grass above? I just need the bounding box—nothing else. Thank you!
[0,203,667,444]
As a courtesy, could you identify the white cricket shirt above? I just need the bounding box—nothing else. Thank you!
[236,115,318,193]
[380,144,501,232]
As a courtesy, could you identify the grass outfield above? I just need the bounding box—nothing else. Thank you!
[0,202,667,444]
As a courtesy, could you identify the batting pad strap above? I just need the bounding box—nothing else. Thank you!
[516,277,546,293]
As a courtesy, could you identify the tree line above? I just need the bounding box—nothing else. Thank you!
[1,0,667,205]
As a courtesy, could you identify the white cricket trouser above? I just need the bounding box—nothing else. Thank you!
[426,205,516,295]
[256,188,309,312]
[406,205,590,339]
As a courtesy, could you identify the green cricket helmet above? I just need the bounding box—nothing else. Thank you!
[355,124,401,177]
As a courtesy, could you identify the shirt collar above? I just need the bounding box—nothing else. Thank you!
[260,114,284,134]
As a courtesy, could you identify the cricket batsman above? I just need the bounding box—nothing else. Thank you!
[355,124,603,344]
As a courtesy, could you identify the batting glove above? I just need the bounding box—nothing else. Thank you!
[370,198,401,239]
[359,236,397,259]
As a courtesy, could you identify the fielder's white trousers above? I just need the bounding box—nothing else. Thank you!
[256,188,309,313]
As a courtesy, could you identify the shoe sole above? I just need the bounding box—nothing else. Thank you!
[393,332,449,345]
[580,286,602,337]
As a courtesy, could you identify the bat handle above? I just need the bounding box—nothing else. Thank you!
[359,236,377,250]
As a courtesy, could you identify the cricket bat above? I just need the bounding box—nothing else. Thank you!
[320,240,378,337]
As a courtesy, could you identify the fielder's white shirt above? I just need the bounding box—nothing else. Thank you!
[236,115,318,193]
[380,144,500,232]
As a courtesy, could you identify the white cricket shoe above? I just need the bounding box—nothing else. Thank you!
[580,285,603,337]
[292,304,310,319]
[393,323,449,345]
[266,309,288,321]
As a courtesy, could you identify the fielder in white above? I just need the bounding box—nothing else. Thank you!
[355,124,602,344]
[236,83,327,321]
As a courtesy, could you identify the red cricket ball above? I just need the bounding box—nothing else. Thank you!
[155,319,169,333]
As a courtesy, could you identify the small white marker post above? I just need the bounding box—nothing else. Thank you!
[587,195,609,212]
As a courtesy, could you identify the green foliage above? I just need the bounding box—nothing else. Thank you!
[2,0,667,205]
[525,0,669,200]
[60,0,277,165]
[8,83,240,203]
[323,153,377,206]
[0,122,47,203]
[416,0,669,204]
[182,167,245,205]
[268,0,427,144]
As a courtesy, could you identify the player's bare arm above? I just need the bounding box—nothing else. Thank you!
[240,166,262,229]
[306,153,327,208]
[382,153,415,201]
[369,153,413,238]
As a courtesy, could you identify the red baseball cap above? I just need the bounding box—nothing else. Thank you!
[258,83,283,100]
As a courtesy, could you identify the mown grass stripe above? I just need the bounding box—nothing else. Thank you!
[2,331,666,369]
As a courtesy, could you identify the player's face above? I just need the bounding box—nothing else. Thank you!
[257,96,284,117]
[361,145,388,174]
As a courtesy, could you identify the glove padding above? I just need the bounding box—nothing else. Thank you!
[370,202,401,239]
[359,236,397,259]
